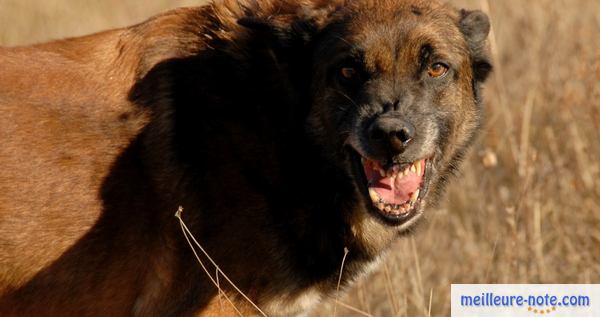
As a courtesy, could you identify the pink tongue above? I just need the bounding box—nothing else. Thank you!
[364,164,422,205]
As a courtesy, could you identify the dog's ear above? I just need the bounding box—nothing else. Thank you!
[459,10,492,82]
[238,15,317,58]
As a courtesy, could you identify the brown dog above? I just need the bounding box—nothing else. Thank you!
[0,0,491,316]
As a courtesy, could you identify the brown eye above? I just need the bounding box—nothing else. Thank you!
[427,63,449,78]
[340,67,357,79]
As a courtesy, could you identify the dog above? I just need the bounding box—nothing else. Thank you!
[0,0,491,315]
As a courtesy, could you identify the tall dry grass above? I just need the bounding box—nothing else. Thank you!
[1,0,598,316]
[0,0,199,45]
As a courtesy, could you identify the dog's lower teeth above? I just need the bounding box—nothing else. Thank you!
[373,201,416,214]
[368,190,423,214]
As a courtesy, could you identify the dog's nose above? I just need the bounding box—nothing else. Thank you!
[369,117,415,154]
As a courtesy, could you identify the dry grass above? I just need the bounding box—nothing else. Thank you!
[2,0,598,316]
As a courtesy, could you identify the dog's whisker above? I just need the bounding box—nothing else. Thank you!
[333,34,357,50]
[333,89,360,108]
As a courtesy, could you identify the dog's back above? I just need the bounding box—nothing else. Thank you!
[0,9,210,316]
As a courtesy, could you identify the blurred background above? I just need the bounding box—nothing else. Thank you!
[1,0,598,316]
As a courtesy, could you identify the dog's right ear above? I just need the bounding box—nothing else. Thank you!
[238,15,317,57]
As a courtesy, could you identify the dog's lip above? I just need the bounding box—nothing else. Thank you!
[348,148,433,225]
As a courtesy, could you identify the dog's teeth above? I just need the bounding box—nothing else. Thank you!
[384,205,392,212]
[416,161,422,176]
[377,202,385,210]
[379,168,386,177]
[368,188,379,202]
[410,164,417,174]
[411,189,420,202]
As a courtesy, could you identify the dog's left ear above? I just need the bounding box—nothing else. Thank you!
[459,10,492,82]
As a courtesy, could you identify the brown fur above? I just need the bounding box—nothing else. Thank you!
[0,1,490,316]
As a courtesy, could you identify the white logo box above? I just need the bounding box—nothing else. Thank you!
[451,284,600,317]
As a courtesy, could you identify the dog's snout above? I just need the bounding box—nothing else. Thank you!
[369,117,415,154]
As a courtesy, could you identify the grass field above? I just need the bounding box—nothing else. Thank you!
[1,0,598,316]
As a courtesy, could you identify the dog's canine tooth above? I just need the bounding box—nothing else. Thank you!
[410,164,417,174]
[378,167,386,177]
[411,189,420,202]
[368,188,379,203]
[416,160,422,176]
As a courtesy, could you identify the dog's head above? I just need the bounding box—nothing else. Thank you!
[239,1,491,233]
[310,3,492,231]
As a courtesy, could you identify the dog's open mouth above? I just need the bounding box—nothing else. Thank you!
[351,152,430,224]
[363,158,425,214]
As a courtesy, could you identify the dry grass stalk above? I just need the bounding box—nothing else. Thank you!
[175,207,268,317]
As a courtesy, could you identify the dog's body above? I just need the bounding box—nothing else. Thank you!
[0,1,491,316]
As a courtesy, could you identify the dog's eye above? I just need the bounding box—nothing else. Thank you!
[340,67,357,80]
[427,63,449,78]
[336,62,366,87]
